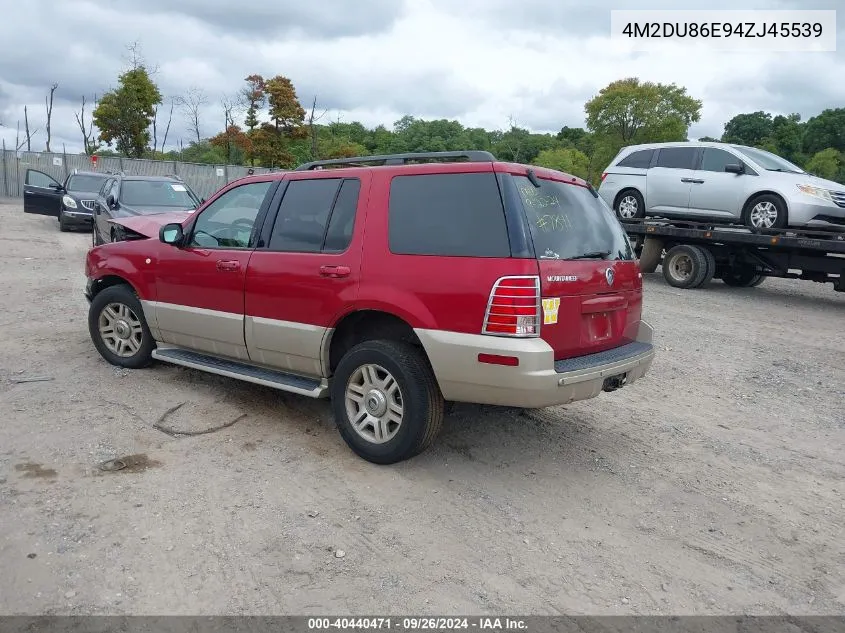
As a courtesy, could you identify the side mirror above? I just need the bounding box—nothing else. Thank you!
[159,223,184,246]
[49,183,64,191]
[725,163,744,174]
[200,198,206,204]
[106,194,116,208]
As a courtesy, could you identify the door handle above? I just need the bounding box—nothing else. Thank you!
[681,178,705,184]
[319,265,351,278]
[216,260,240,272]
[680,178,695,183]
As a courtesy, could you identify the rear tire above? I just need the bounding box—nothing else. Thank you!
[662,245,709,289]
[722,267,765,287]
[331,340,444,465]
[615,189,645,220]
[638,237,663,274]
[697,247,716,287]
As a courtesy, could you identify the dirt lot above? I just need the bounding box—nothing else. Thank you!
[0,199,843,616]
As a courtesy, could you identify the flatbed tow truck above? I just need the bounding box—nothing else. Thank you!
[621,218,845,292]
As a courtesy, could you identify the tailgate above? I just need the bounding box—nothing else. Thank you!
[539,260,642,361]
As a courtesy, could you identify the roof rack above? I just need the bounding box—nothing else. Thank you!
[294,150,496,171]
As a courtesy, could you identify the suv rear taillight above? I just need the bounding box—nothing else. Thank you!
[482,276,541,337]
[600,172,608,182]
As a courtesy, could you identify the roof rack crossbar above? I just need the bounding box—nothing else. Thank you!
[295,150,496,171]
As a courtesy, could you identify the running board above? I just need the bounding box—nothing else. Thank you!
[152,347,328,398]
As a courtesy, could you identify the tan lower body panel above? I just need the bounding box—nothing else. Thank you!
[244,316,328,377]
[415,320,655,409]
[142,301,249,361]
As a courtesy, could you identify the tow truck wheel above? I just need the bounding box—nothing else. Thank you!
[697,247,716,287]
[722,267,765,287]
[638,237,663,274]
[662,245,709,289]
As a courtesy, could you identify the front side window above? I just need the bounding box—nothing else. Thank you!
[656,147,697,170]
[388,172,510,257]
[119,180,199,209]
[700,148,742,173]
[100,179,115,198]
[514,176,634,261]
[189,181,273,248]
[26,170,60,188]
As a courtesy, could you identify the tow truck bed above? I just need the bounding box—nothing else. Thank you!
[621,218,845,292]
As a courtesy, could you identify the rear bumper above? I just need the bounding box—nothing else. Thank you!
[416,320,655,409]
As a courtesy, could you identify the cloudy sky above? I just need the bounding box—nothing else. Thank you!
[0,0,843,155]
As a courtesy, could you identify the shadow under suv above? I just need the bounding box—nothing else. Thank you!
[598,141,845,230]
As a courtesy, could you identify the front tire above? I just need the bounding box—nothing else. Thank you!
[58,210,69,232]
[744,194,787,230]
[88,284,155,369]
[331,340,444,464]
[615,189,645,221]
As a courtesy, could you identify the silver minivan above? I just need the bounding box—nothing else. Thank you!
[598,141,845,230]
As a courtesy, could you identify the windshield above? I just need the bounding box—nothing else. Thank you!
[513,175,634,261]
[733,146,805,174]
[66,174,108,192]
[120,180,199,209]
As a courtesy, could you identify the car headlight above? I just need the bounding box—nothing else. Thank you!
[797,184,833,202]
[62,195,78,209]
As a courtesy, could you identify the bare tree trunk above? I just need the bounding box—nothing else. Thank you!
[45,83,58,152]
[307,95,327,161]
[161,99,174,154]
[24,106,31,152]
[151,104,158,156]
[178,88,208,146]
[75,95,99,155]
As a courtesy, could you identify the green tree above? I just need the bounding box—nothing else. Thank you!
[698,136,720,142]
[242,74,265,133]
[721,111,773,146]
[768,113,804,164]
[533,147,590,180]
[802,108,845,156]
[93,66,161,157]
[584,78,702,147]
[805,148,845,183]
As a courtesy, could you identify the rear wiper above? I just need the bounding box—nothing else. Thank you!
[568,250,611,260]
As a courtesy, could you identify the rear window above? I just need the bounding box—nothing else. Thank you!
[67,174,108,192]
[617,149,653,169]
[388,173,510,257]
[514,176,634,261]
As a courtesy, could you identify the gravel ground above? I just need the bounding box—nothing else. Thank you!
[0,201,843,616]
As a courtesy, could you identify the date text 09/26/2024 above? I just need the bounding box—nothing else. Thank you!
[308,618,527,631]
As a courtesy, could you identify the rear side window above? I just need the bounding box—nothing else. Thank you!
[656,147,697,170]
[388,173,510,257]
[269,177,360,253]
[617,149,653,169]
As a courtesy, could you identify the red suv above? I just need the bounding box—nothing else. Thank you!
[84,151,654,464]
